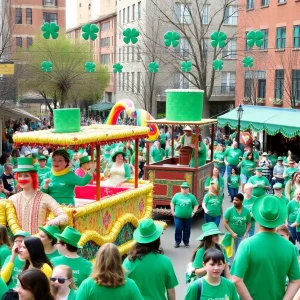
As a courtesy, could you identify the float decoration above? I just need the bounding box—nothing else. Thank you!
[123,28,140,44]
[212,59,224,71]
[148,62,159,73]
[82,24,99,41]
[181,61,192,72]
[113,63,123,73]
[41,22,59,39]
[246,30,264,47]
[85,61,96,73]
[210,31,227,48]
[164,31,180,47]
[41,61,53,72]
[242,56,254,68]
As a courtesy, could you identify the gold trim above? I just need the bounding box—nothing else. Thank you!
[148,170,155,183]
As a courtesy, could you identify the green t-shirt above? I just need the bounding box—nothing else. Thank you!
[76,277,143,300]
[227,175,240,189]
[171,192,198,219]
[243,150,259,161]
[224,148,242,166]
[184,277,239,300]
[165,145,176,158]
[284,167,298,184]
[67,289,76,300]
[3,255,25,289]
[213,151,225,169]
[46,249,60,261]
[248,175,270,197]
[37,166,51,184]
[204,176,225,194]
[46,157,52,168]
[0,277,7,300]
[230,232,300,300]
[243,195,257,226]
[0,244,11,269]
[123,252,178,300]
[241,159,256,177]
[203,193,223,217]
[189,142,207,168]
[0,192,6,199]
[160,133,167,145]
[276,194,289,205]
[287,199,300,222]
[269,155,278,167]
[51,255,92,287]
[151,147,165,162]
[224,206,251,237]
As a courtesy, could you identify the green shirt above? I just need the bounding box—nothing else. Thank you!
[284,167,298,184]
[224,148,242,166]
[37,166,51,184]
[269,155,278,167]
[41,171,92,206]
[0,192,6,199]
[0,244,11,269]
[243,195,257,226]
[287,199,300,222]
[276,194,289,205]
[231,232,300,300]
[76,277,143,300]
[46,249,60,261]
[51,256,92,287]
[67,289,76,300]
[123,252,178,300]
[295,212,300,232]
[184,277,239,300]
[171,192,198,219]
[224,206,251,237]
[189,142,207,168]
[213,151,225,169]
[203,193,223,217]
[243,150,259,161]
[0,278,7,300]
[151,147,165,162]
[227,175,240,189]
[160,133,167,145]
[248,175,270,197]
[241,159,256,177]
[3,255,25,289]
[205,176,225,194]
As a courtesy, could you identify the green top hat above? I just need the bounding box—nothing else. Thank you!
[14,231,30,239]
[79,156,91,165]
[55,226,82,249]
[111,147,126,162]
[53,108,81,133]
[133,219,164,244]
[197,222,224,241]
[181,182,190,188]
[39,225,61,240]
[277,156,284,161]
[38,155,47,161]
[256,167,262,172]
[273,183,283,189]
[252,195,287,228]
[13,157,38,173]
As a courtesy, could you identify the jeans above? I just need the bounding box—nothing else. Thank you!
[229,236,244,266]
[228,187,239,201]
[288,221,297,242]
[248,223,255,237]
[219,166,226,177]
[174,216,193,245]
[204,214,221,227]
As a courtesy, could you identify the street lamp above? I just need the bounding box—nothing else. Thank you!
[236,104,244,149]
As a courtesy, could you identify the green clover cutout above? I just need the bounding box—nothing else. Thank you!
[164,31,180,47]
[41,61,53,72]
[246,30,264,48]
[41,22,59,39]
[242,56,254,68]
[123,28,140,44]
[210,31,227,48]
[85,61,96,73]
[148,62,159,73]
[181,61,192,72]
[113,63,123,73]
[82,24,99,41]
[212,59,224,71]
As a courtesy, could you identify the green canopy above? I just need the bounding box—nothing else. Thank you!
[218,105,300,138]
[88,102,114,112]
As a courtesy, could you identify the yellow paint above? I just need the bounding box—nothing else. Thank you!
[0,63,14,75]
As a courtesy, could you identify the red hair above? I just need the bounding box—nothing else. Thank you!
[14,172,39,190]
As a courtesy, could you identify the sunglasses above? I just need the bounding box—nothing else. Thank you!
[50,277,69,284]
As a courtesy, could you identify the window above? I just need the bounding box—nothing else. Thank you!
[275,70,284,100]
[122,73,125,91]
[258,78,266,99]
[174,37,191,59]
[244,71,266,100]
[132,4,135,21]
[16,37,22,48]
[292,70,300,101]
[26,8,32,25]
[43,13,58,24]
[224,6,238,25]
[27,37,33,48]
[119,11,121,24]
[202,38,209,58]
[261,0,269,6]
[201,5,210,24]
[173,73,189,89]
[101,54,110,64]
[127,72,130,91]
[131,72,135,92]
[247,0,254,9]
[222,39,237,59]
[123,47,125,61]
[100,37,110,48]
[15,8,22,24]
[132,46,135,61]
[100,21,110,31]
[294,26,300,48]
[127,46,130,61]
[127,6,130,23]
[276,27,286,49]
[137,72,141,93]
[43,0,57,6]
[137,46,141,61]
[221,72,236,94]
[260,29,268,50]
[174,3,192,24]
[123,8,125,24]
[119,48,121,61]
[278,0,286,3]
[138,2,141,19]
[118,73,121,91]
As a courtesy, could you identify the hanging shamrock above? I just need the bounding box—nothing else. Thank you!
[212,59,224,71]
[164,31,180,47]
[246,30,264,47]
[113,63,123,73]
[82,24,99,40]
[242,56,254,68]
[210,31,227,48]
[41,61,53,72]
[148,62,159,73]
[181,61,192,72]
[41,22,59,39]
[85,61,96,73]
[123,28,140,44]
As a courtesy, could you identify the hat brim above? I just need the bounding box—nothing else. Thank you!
[55,233,82,249]
[133,223,164,244]
[197,229,224,241]
[111,150,126,160]
[38,227,58,240]
[13,167,37,173]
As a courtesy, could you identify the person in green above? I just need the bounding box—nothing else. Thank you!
[185,248,239,300]
[273,182,289,205]
[170,182,198,248]
[159,127,167,149]
[283,159,298,184]
[41,149,95,206]
[248,167,270,197]
[165,139,177,158]
[77,243,143,300]
[123,219,178,300]
[227,167,240,202]
[103,145,111,163]
[51,226,92,287]
[223,193,251,265]
[204,167,225,195]
[269,150,279,168]
[0,277,8,299]
[285,172,300,200]
[150,140,165,163]
[286,188,300,242]
[239,151,256,193]
[213,143,226,177]
[231,195,300,300]
[39,225,61,260]
[189,139,207,168]
[0,179,6,199]
[243,183,257,237]
[0,225,11,269]
[37,155,51,185]
[243,146,259,163]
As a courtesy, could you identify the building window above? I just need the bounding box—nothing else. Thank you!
[174,37,191,59]
[127,72,130,91]
[137,72,141,93]
[244,71,266,100]
[174,3,192,24]
[261,0,269,6]
[127,6,130,23]
[222,39,237,59]
[276,27,286,49]
[137,46,141,61]
[132,46,135,61]
[122,73,125,91]
[292,70,300,101]
[27,37,33,48]
[123,47,125,61]
[201,5,210,24]
[173,72,189,89]
[100,37,110,48]
[26,8,32,25]
[294,26,300,48]
[119,48,121,61]
[43,13,58,24]
[16,37,22,48]
[43,0,57,6]
[260,29,268,50]
[127,46,130,61]
[119,11,121,24]
[138,1,141,19]
[278,0,286,3]
[202,38,209,58]
[132,72,135,92]
[123,8,125,24]
[118,73,121,91]
[224,5,238,25]
[101,54,110,64]
[15,8,22,24]
[275,70,284,100]
[221,72,236,94]
[247,0,254,9]
[132,4,135,21]
[100,21,110,31]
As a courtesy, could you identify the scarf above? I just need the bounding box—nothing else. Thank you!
[51,167,70,176]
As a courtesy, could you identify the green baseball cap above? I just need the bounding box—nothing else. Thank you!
[181,182,190,188]
[79,155,91,165]
[277,156,283,161]
[256,167,263,172]
[273,183,283,189]
[38,155,47,161]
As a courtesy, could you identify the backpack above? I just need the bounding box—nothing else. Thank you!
[197,278,203,300]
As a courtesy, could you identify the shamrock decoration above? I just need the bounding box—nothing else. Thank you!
[210,31,227,48]
[242,56,254,68]
[41,22,59,39]
[123,28,140,44]
[181,61,192,72]
[41,61,53,72]
[246,30,264,47]
[85,61,96,73]
[82,24,99,41]
[148,62,159,73]
[212,59,224,71]
[113,63,123,73]
[164,31,180,47]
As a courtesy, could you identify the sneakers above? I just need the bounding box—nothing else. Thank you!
[184,244,190,248]
[174,244,180,248]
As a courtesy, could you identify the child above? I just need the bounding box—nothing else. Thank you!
[227,167,240,202]
[184,248,239,300]
[0,179,6,199]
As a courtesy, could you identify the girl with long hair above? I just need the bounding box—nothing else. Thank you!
[213,143,226,177]
[76,243,143,299]
[285,172,300,200]
[204,167,224,195]
[0,225,11,269]
[239,152,256,193]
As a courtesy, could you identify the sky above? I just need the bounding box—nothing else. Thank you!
[66,0,77,29]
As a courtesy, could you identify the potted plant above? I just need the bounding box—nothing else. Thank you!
[271,98,283,106]
[256,98,265,105]
[242,97,251,103]
[295,100,300,107]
